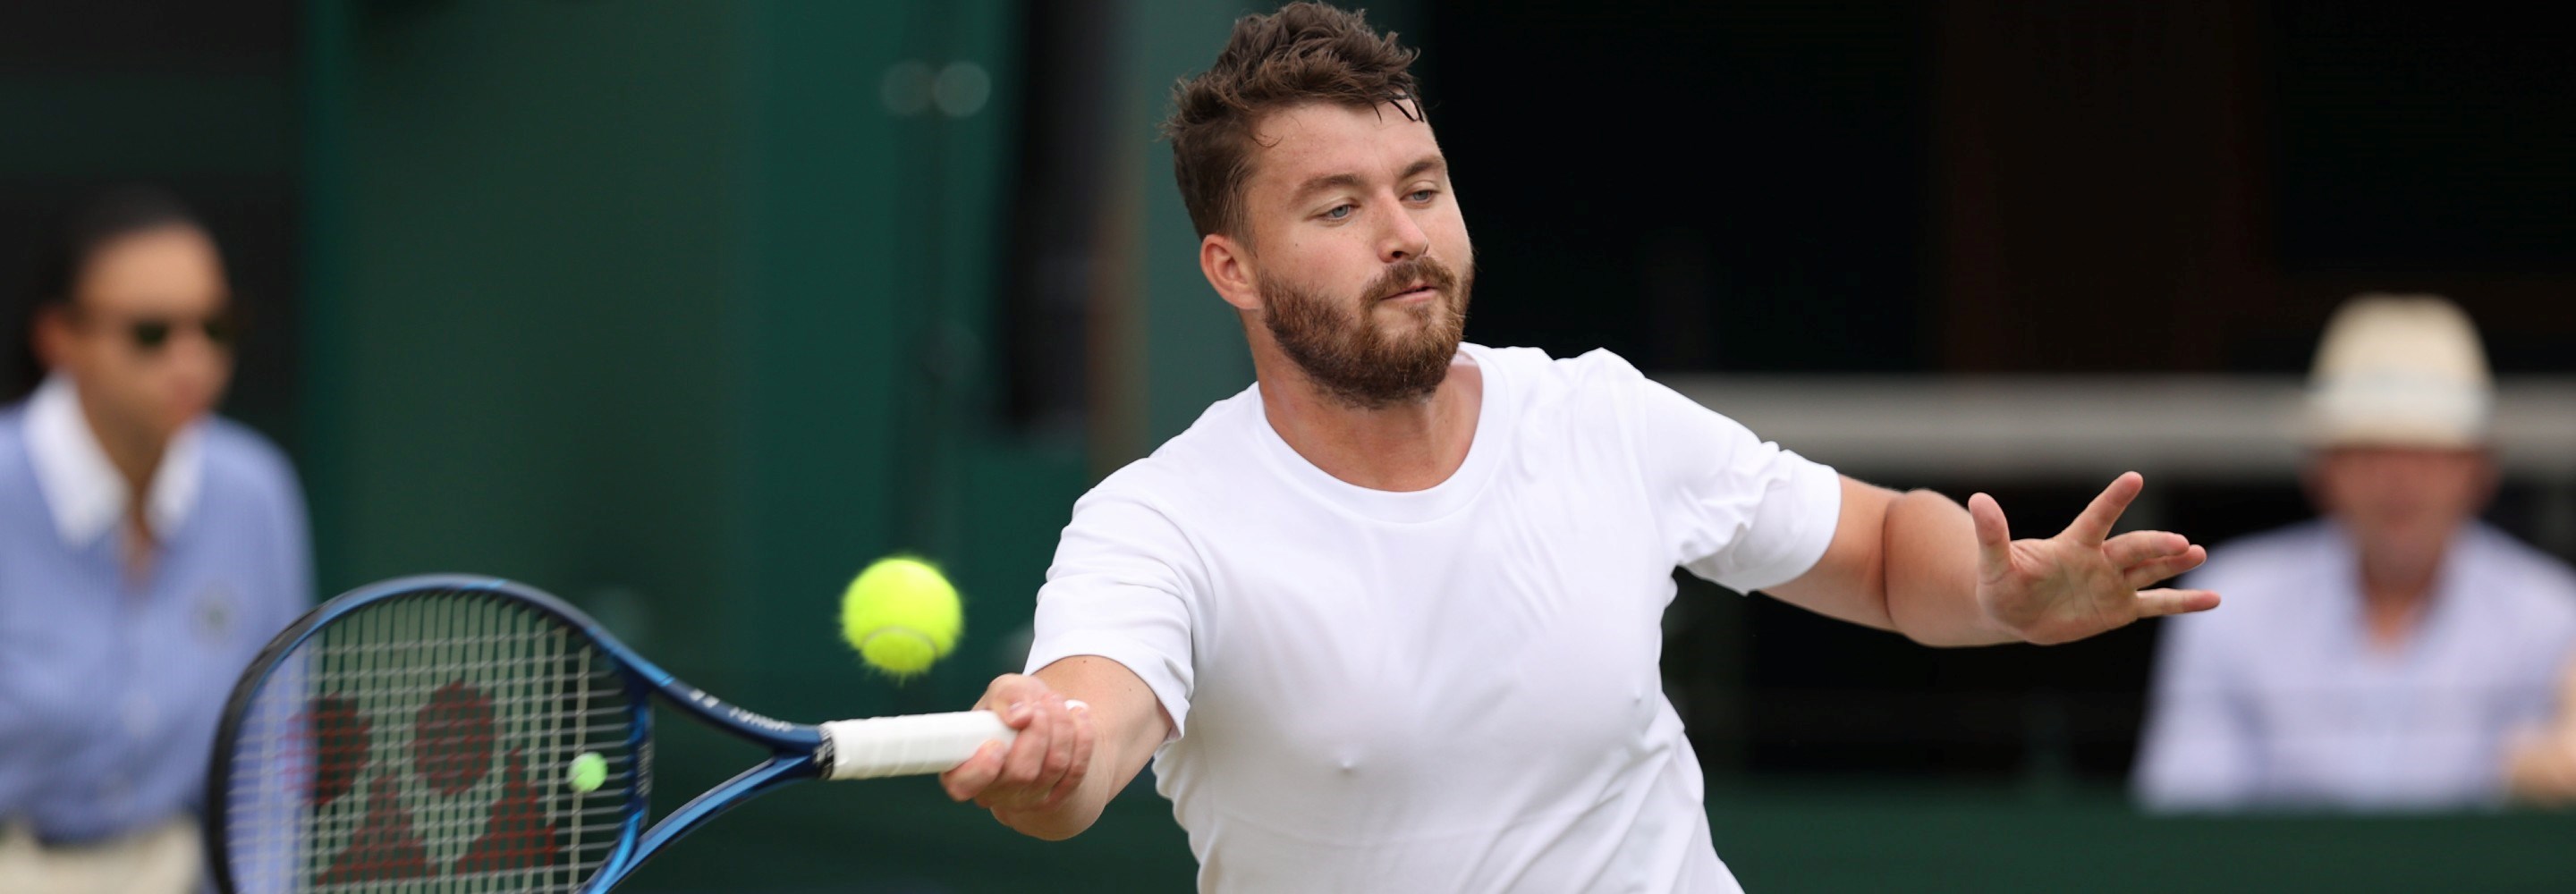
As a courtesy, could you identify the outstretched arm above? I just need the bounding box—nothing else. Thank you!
[938,655,1172,840]
[2504,654,2576,805]
[1766,472,2218,646]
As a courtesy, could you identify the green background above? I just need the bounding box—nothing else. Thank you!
[292,1,1222,889]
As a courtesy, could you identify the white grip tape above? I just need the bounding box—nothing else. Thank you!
[820,711,1016,780]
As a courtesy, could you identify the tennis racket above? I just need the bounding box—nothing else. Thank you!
[206,574,1013,893]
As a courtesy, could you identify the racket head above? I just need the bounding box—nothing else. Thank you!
[208,576,652,893]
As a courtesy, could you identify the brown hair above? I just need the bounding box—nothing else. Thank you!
[1161,2,1423,240]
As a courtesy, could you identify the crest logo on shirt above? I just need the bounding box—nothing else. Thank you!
[197,584,236,641]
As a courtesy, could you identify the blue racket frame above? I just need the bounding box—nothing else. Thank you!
[208,574,837,893]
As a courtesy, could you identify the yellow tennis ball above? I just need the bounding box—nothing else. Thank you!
[840,556,962,677]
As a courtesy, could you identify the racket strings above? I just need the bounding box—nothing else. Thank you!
[223,588,641,893]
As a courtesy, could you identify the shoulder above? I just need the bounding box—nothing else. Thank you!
[0,404,30,498]
[2175,521,2336,634]
[1472,343,1645,396]
[198,417,308,537]
[1072,386,1262,520]
[199,417,302,499]
[1470,343,1668,434]
[2192,521,2332,591]
[2460,523,2576,628]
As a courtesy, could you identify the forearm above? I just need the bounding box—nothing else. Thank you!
[1882,489,2017,646]
[2502,656,2576,806]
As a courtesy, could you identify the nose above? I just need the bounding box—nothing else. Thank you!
[161,327,231,393]
[1378,198,1431,264]
[165,325,229,367]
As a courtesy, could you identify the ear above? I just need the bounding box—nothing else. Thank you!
[1199,233,1262,313]
[2299,452,2340,517]
[30,303,74,370]
[2472,449,2503,509]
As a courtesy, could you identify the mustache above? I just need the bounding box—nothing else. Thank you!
[1365,257,1460,302]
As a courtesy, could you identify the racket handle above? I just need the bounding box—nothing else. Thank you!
[818,711,1017,780]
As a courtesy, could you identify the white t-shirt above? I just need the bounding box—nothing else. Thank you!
[1025,344,1842,893]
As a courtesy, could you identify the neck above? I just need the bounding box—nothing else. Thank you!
[2354,537,2449,652]
[1250,338,1479,493]
[73,388,165,526]
[2360,559,2439,606]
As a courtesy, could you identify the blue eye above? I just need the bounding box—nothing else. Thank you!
[1408,190,1436,202]
[1324,204,1354,220]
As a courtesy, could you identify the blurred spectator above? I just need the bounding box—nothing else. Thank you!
[2135,295,2576,812]
[0,187,309,893]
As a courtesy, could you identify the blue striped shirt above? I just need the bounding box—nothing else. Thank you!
[0,378,310,843]
[2137,520,2576,811]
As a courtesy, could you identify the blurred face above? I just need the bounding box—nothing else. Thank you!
[1233,101,1474,408]
[2308,446,2494,576]
[35,225,234,449]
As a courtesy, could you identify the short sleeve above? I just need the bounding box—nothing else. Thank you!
[1024,482,1199,741]
[1606,353,1841,593]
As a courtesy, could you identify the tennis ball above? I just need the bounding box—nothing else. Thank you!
[567,752,606,793]
[840,556,962,677]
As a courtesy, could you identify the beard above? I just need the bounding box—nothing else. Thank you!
[1259,255,1473,410]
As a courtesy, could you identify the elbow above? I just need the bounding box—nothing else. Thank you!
[1897,626,1983,649]
[996,803,1104,841]
[1012,819,1090,842]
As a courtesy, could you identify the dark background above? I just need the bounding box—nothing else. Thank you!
[1417,0,2576,786]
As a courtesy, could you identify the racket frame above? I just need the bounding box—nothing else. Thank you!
[207,574,841,893]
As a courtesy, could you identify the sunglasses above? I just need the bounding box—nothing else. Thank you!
[70,307,239,354]
[129,315,236,352]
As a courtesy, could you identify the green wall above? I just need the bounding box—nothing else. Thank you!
[298,2,1181,889]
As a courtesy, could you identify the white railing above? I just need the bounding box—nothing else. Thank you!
[1657,375,2576,483]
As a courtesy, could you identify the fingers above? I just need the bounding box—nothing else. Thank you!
[2122,544,2206,589]
[990,696,1058,802]
[2065,471,2145,545]
[2102,530,2188,568]
[975,694,1088,814]
[1968,492,2012,577]
[950,674,1067,806]
[2133,587,2220,618]
[1039,700,1096,811]
[2104,530,2204,587]
[940,740,1006,802]
[971,673,1045,713]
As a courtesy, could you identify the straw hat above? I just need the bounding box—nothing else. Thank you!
[2303,293,2493,449]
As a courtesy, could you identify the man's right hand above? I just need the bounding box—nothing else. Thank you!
[939,656,1170,840]
[941,673,1096,817]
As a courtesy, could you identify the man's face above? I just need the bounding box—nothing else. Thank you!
[2309,446,2493,571]
[38,225,233,448]
[1234,100,1473,408]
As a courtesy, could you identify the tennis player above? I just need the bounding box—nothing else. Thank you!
[942,4,2218,890]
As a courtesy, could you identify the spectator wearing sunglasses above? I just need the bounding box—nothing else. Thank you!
[0,186,309,894]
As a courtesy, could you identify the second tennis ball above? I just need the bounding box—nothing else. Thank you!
[567,752,607,793]
[840,556,962,677]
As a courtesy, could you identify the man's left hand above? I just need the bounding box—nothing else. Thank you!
[1972,472,2220,645]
